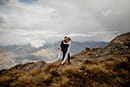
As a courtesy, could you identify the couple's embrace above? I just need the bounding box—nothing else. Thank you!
[58,36,71,65]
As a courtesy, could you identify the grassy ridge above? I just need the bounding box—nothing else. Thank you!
[0,51,129,87]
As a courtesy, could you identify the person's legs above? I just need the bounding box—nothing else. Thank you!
[68,53,71,64]
[62,51,66,61]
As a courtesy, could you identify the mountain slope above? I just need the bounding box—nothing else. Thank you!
[0,32,129,87]
[105,32,130,54]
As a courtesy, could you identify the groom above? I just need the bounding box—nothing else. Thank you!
[59,36,71,65]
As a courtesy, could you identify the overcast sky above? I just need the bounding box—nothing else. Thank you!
[0,0,129,46]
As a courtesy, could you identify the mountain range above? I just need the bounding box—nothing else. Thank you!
[0,41,108,70]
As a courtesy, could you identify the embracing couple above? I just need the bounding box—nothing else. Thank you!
[58,36,71,65]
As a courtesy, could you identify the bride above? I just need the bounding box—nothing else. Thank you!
[58,36,71,65]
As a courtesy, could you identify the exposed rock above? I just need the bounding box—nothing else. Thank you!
[11,61,46,72]
[105,32,130,54]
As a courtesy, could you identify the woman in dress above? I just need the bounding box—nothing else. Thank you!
[59,36,71,65]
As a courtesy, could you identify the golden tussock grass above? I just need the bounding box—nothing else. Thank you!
[43,62,60,72]
[50,76,72,87]
[28,68,42,76]
[0,53,129,87]
[17,75,33,84]
[0,75,12,83]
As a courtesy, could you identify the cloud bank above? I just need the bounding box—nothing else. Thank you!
[0,0,129,45]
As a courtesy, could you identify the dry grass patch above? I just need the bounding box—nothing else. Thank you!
[50,76,72,87]
[61,65,88,87]
[28,68,42,76]
[44,62,60,72]
[62,65,80,76]
[17,75,33,84]
[0,75,12,83]
[82,58,96,65]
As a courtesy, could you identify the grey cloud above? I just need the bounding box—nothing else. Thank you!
[90,0,130,33]
[45,0,99,33]
[46,0,130,34]
[99,11,130,33]
[0,16,6,26]
[0,0,129,45]
[0,0,9,6]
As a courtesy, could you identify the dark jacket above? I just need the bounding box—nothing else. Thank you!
[60,40,69,52]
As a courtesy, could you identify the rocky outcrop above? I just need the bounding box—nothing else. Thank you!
[105,32,130,54]
[10,61,46,72]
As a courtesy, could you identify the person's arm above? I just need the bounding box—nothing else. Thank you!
[66,41,71,53]
[59,41,64,50]
[63,41,69,44]
[60,41,62,47]
[61,41,71,64]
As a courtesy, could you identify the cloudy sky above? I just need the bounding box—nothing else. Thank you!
[0,0,129,46]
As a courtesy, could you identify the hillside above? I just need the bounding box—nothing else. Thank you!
[105,32,130,54]
[0,32,130,87]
